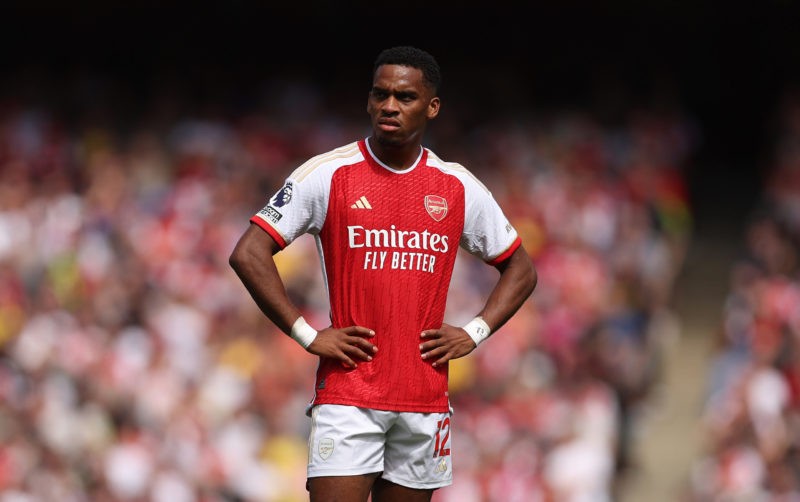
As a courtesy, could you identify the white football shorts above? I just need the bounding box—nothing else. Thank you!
[307,404,453,489]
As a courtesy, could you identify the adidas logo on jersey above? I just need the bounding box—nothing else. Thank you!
[351,196,372,209]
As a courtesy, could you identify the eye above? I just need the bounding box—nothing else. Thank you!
[370,89,388,100]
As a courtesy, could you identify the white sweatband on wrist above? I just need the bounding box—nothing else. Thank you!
[290,316,318,349]
[462,316,491,346]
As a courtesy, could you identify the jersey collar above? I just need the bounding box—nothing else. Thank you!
[361,137,426,174]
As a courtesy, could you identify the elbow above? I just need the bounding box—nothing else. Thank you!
[517,255,537,300]
[229,248,242,274]
[526,263,538,298]
[229,240,250,276]
[229,225,263,275]
[229,226,278,278]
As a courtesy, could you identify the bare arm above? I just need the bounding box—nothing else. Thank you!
[229,224,301,333]
[229,224,377,368]
[477,244,538,332]
[420,245,537,367]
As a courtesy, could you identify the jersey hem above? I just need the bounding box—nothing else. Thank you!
[311,397,451,414]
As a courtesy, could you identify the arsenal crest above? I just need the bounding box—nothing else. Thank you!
[425,195,448,221]
[318,437,334,460]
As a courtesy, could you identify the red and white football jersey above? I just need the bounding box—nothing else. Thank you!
[251,139,520,413]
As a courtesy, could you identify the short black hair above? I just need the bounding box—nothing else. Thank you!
[373,46,441,94]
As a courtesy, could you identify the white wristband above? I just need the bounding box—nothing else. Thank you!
[290,316,318,349]
[462,316,491,346]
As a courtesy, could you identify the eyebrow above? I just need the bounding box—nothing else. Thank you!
[370,85,420,97]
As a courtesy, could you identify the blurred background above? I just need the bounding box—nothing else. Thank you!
[2,2,800,501]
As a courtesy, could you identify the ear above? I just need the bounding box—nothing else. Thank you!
[427,97,441,120]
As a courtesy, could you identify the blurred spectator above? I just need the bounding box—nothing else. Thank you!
[0,71,695,501]
[687,88,800,501]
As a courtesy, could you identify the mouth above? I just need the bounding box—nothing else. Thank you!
[377,118,401,132]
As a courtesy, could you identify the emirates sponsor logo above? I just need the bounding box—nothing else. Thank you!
[347,225,449,253]
[425,195,448,221]
[347,225,449,274]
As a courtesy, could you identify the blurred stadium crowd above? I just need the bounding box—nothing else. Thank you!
[685,91,800,501]
[0,75,696,501]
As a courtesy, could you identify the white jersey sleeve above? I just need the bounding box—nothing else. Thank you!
[459,172,520,263]
[251,142,363,247]
[425,151,520,263]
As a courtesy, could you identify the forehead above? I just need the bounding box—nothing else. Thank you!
[372,64,429,92]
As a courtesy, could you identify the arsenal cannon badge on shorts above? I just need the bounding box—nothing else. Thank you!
[424,195,448,221]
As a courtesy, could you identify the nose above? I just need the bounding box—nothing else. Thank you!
[381,96,400,114]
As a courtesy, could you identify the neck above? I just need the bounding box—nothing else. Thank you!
[367,137,423,171]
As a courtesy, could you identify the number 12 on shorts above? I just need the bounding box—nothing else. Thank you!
[433,418,451,458]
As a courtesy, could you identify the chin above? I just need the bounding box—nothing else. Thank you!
[373,132,405,147]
